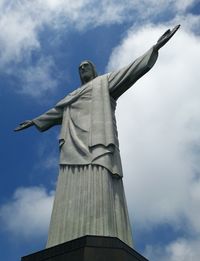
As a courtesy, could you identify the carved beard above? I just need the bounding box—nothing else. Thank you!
[80,71,95,84]
[79,61,98,84]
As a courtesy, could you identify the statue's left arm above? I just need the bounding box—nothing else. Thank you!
[109,25,180,100]
[32,107,63,132]
[108,47,158,99]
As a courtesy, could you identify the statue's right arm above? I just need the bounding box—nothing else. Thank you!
[14,107,63,132]
[14,120,34,132]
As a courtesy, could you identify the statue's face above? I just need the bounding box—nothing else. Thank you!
[79,61,96,84]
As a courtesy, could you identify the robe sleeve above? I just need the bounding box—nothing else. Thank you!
[32,107,63,132]
[108,47,158,100]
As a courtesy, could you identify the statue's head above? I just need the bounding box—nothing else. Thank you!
[79,60,98,85]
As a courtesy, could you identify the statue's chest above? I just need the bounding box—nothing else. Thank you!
[67,85,92,131]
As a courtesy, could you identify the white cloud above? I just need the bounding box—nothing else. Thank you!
[145,237,200,261]
[0,187,54,239]
[166,238,200,261]
[0,0,198,97]
[19,57,58,97]
[106,17,200,260]
[107,23,200,234]
[174,0,196,11]
[0,0,198,66]
[0,1,40,66]
[173,13,200,34]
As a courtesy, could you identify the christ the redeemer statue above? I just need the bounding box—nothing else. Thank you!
[15,25,180,248]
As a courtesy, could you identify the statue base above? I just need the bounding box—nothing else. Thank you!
[21,235,149,261]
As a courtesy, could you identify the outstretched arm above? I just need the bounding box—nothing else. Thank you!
[154,25,180,51]
[109,25,180,99]
[14,120,34,131]
[14,107,63,132]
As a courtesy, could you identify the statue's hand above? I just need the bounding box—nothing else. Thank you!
[154,24,180,51]
[14,120,33,132]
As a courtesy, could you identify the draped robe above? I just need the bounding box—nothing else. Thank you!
[33,47,158,248]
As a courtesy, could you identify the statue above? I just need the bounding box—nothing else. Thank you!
[15,25,180,248]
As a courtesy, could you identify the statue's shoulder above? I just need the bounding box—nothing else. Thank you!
[55,82,91,108]
[92,73,109,83]
[55,89,80,108]
[55,74,109,108]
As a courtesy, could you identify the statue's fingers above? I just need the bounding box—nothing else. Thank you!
[14,120,32,131]
[14,126,22,131]
[19,121,29,126]
[163,29,171,35]
[174,24,181,31]
[162,29,170,38]
[171,24,180,35]
[157,29,170,42]
[161,25,180,40]
[162,25,180,42]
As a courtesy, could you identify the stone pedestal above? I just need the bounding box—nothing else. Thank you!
[21,235,149,261]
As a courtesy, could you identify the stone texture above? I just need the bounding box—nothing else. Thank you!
[46,165,133,248]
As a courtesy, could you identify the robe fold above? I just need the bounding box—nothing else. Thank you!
[32,47,158,247]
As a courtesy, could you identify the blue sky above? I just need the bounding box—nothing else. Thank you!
[0,1,200,260]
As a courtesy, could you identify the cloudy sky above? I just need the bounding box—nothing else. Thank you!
[0,1,200,260]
